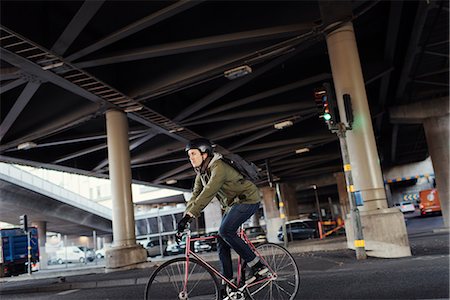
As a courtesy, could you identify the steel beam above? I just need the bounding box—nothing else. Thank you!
[183,73,331,123]
[51,1,105,55]
[0,81,40,141]
[0,77,27,94]
[0,67,21,81]
[65,0,202,62]
[173,41,315,122]
[395,1,431,101]
[75,24,313,68]
[181,103,315,126]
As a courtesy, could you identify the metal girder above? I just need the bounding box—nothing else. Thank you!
[274,154,340,174]
[210,111,311,141]
[93,131,159,172]
[0,105,101,153]
[181,103,315,126]
[131,157,186,169]
[52,131,152,165]
[424,50,449,58]
[131,140,185,165]
[65,0,202,62]
[416,67,449,78]
[53,142,107,164]
[0,77,26,94]
[413,80,449,87]
[279,165,342,181]
[154,162,192,183]
[395,1,432,101]
[51,1,105,56]
[270,153,340,168]
[133,28,318,102]
[375,0,403,131]
[391,124,399,162]
[173,40,316,122]
[0,48,102,103]
[183,73,331,123]
[235,135,333,153]
[0,67,21,81]
[229,128,280,151]
[0,80,40,141]
[75,24,313,68]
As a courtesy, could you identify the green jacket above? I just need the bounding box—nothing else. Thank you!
[186,153,260,218]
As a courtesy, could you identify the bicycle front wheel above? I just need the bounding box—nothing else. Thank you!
[247,243,300,300]
[144,257,220,300]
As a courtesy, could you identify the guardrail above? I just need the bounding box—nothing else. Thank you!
[0,162,111,220]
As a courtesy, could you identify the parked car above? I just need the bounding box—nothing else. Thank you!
[194,240,212,253]
[244,226,267,245]
[278,220,317,241]
[95,248,106,259]
[164,243,182,256]
[145,240,167,257]
[396,201,415,213]
[55,246,95,264]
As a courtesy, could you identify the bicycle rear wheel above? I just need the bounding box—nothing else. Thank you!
[144,257,220,300]
[246,243,300,300]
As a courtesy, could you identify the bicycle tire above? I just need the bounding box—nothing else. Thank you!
[246,243,300,300]
[144,257,220,300]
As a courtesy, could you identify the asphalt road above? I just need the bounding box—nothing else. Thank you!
[1,215,448,300]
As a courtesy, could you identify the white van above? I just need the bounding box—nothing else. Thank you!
[55,246,95,264]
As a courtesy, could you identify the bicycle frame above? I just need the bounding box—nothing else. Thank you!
[181,228,275,296]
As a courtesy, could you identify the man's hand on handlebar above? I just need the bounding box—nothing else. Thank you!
[176,214,193,244]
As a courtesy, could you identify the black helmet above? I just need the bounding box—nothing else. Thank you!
[185,138,214,156]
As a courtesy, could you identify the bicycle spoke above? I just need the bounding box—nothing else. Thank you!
[247,243,299,300]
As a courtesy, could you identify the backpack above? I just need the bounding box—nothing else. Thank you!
[221,153,262,183]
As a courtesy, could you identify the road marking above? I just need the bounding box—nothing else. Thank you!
[57,289,80,295]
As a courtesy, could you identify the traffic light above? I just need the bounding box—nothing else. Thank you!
[313,82,340,130]
[19,214,28,232]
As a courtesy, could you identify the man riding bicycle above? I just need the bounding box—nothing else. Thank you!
[177,138,269,295]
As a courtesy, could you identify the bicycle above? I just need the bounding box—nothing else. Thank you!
[144,227,300,300]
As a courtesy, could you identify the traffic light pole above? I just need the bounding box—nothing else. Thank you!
[27,231,32,275]
[336,122,367,260]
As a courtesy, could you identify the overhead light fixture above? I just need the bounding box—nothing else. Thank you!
[224,65,252,80]
[42,62,64,70]
[295,147,310,154]
[169,127,184,133]
[17,142,37,150]
[166,179,177,185]
[274,120,293,130]
[124,105,143,113]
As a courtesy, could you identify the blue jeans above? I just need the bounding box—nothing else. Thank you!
[217,203,260,280]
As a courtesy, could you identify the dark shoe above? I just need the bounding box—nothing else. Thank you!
[246,261,269,284]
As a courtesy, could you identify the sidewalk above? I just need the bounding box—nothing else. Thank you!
[0,235,347,295]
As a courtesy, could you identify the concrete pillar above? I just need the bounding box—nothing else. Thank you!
[105,109,147,269]
[261,187,283,243]
[423,115,449,227]
[326,23,410,258]
[204,198,222,232]
[31,221,47,269]
[335,172,350,217]
[390,97,449,227]
[280,183,299,220]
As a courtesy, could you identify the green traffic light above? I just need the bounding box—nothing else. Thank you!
[323,113,332,121]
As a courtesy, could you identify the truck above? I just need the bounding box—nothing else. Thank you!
[0,227,39,277]
[419,189,442,216]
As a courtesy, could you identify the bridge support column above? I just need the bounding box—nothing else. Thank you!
[279,183,299,220]
[31,220,47,269]
[105,109,147,269]
[326,23,411,257]
[390,97,449,228]
[261,187,282,243]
